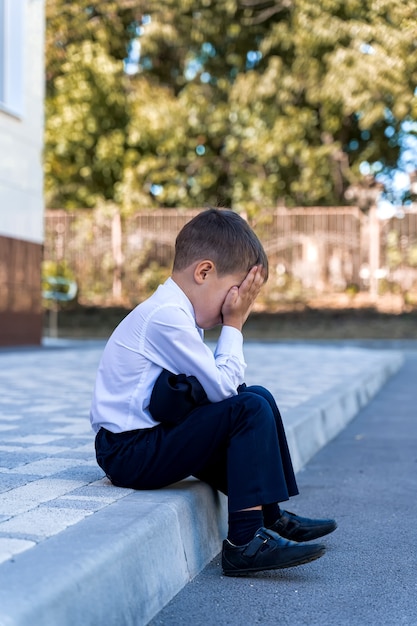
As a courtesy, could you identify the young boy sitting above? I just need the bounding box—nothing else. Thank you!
[90,208,336,576]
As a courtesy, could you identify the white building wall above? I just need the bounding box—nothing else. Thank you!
[0,0,45,244]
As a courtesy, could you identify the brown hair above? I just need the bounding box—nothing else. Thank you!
[173,208,268,279]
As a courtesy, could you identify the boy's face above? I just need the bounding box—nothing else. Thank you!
[194,269,247,330]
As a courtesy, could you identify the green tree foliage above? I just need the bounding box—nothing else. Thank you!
[45,0,140,90]
[45,0,417,213]
[237,0,417,208]
[45,0,139,208]
[45,41,130,208]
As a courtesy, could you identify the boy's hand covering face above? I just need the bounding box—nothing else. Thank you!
[221,266,265,331]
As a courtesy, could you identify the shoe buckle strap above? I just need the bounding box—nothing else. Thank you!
[243,529,273,558]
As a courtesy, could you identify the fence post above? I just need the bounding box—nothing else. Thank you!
[369,204,380,301]
[112,211,123,302]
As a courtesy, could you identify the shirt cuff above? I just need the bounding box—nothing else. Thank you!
[216,325,245,360]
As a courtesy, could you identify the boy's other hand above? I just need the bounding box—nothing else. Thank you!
[221,265,264,331]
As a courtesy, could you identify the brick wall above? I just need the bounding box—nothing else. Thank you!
[0,235,43,346]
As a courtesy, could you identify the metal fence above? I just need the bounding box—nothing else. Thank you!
[43,206,417,310]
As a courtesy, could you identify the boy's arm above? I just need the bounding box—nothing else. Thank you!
[144,266,264,403]
[145,306,246,403]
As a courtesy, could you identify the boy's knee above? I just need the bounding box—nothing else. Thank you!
[232,392,274,424]
[239,384,276,408]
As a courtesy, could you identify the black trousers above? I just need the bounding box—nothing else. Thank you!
[95,385,299,512]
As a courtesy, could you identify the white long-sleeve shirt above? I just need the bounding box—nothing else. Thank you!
[90,277,246,433]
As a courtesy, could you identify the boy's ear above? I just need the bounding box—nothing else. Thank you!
[194,260,215,284]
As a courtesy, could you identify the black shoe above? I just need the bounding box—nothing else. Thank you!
[222,527,325,576]
[270,510,337,542]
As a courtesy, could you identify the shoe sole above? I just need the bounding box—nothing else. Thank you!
[222,546,325,577]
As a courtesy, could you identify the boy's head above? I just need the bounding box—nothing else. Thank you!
[173,208,269,279]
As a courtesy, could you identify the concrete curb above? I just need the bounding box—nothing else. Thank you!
[0,350,404,626]
[0,482,227,626]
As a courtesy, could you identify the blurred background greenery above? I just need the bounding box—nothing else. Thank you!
[45,0,417,215]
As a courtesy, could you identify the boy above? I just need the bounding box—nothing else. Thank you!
[90,208,336,576]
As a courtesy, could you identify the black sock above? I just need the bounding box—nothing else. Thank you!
[227,510,264,546]
[263,503,281,527]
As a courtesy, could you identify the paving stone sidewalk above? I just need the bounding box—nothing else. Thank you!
[0,340,403,566]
